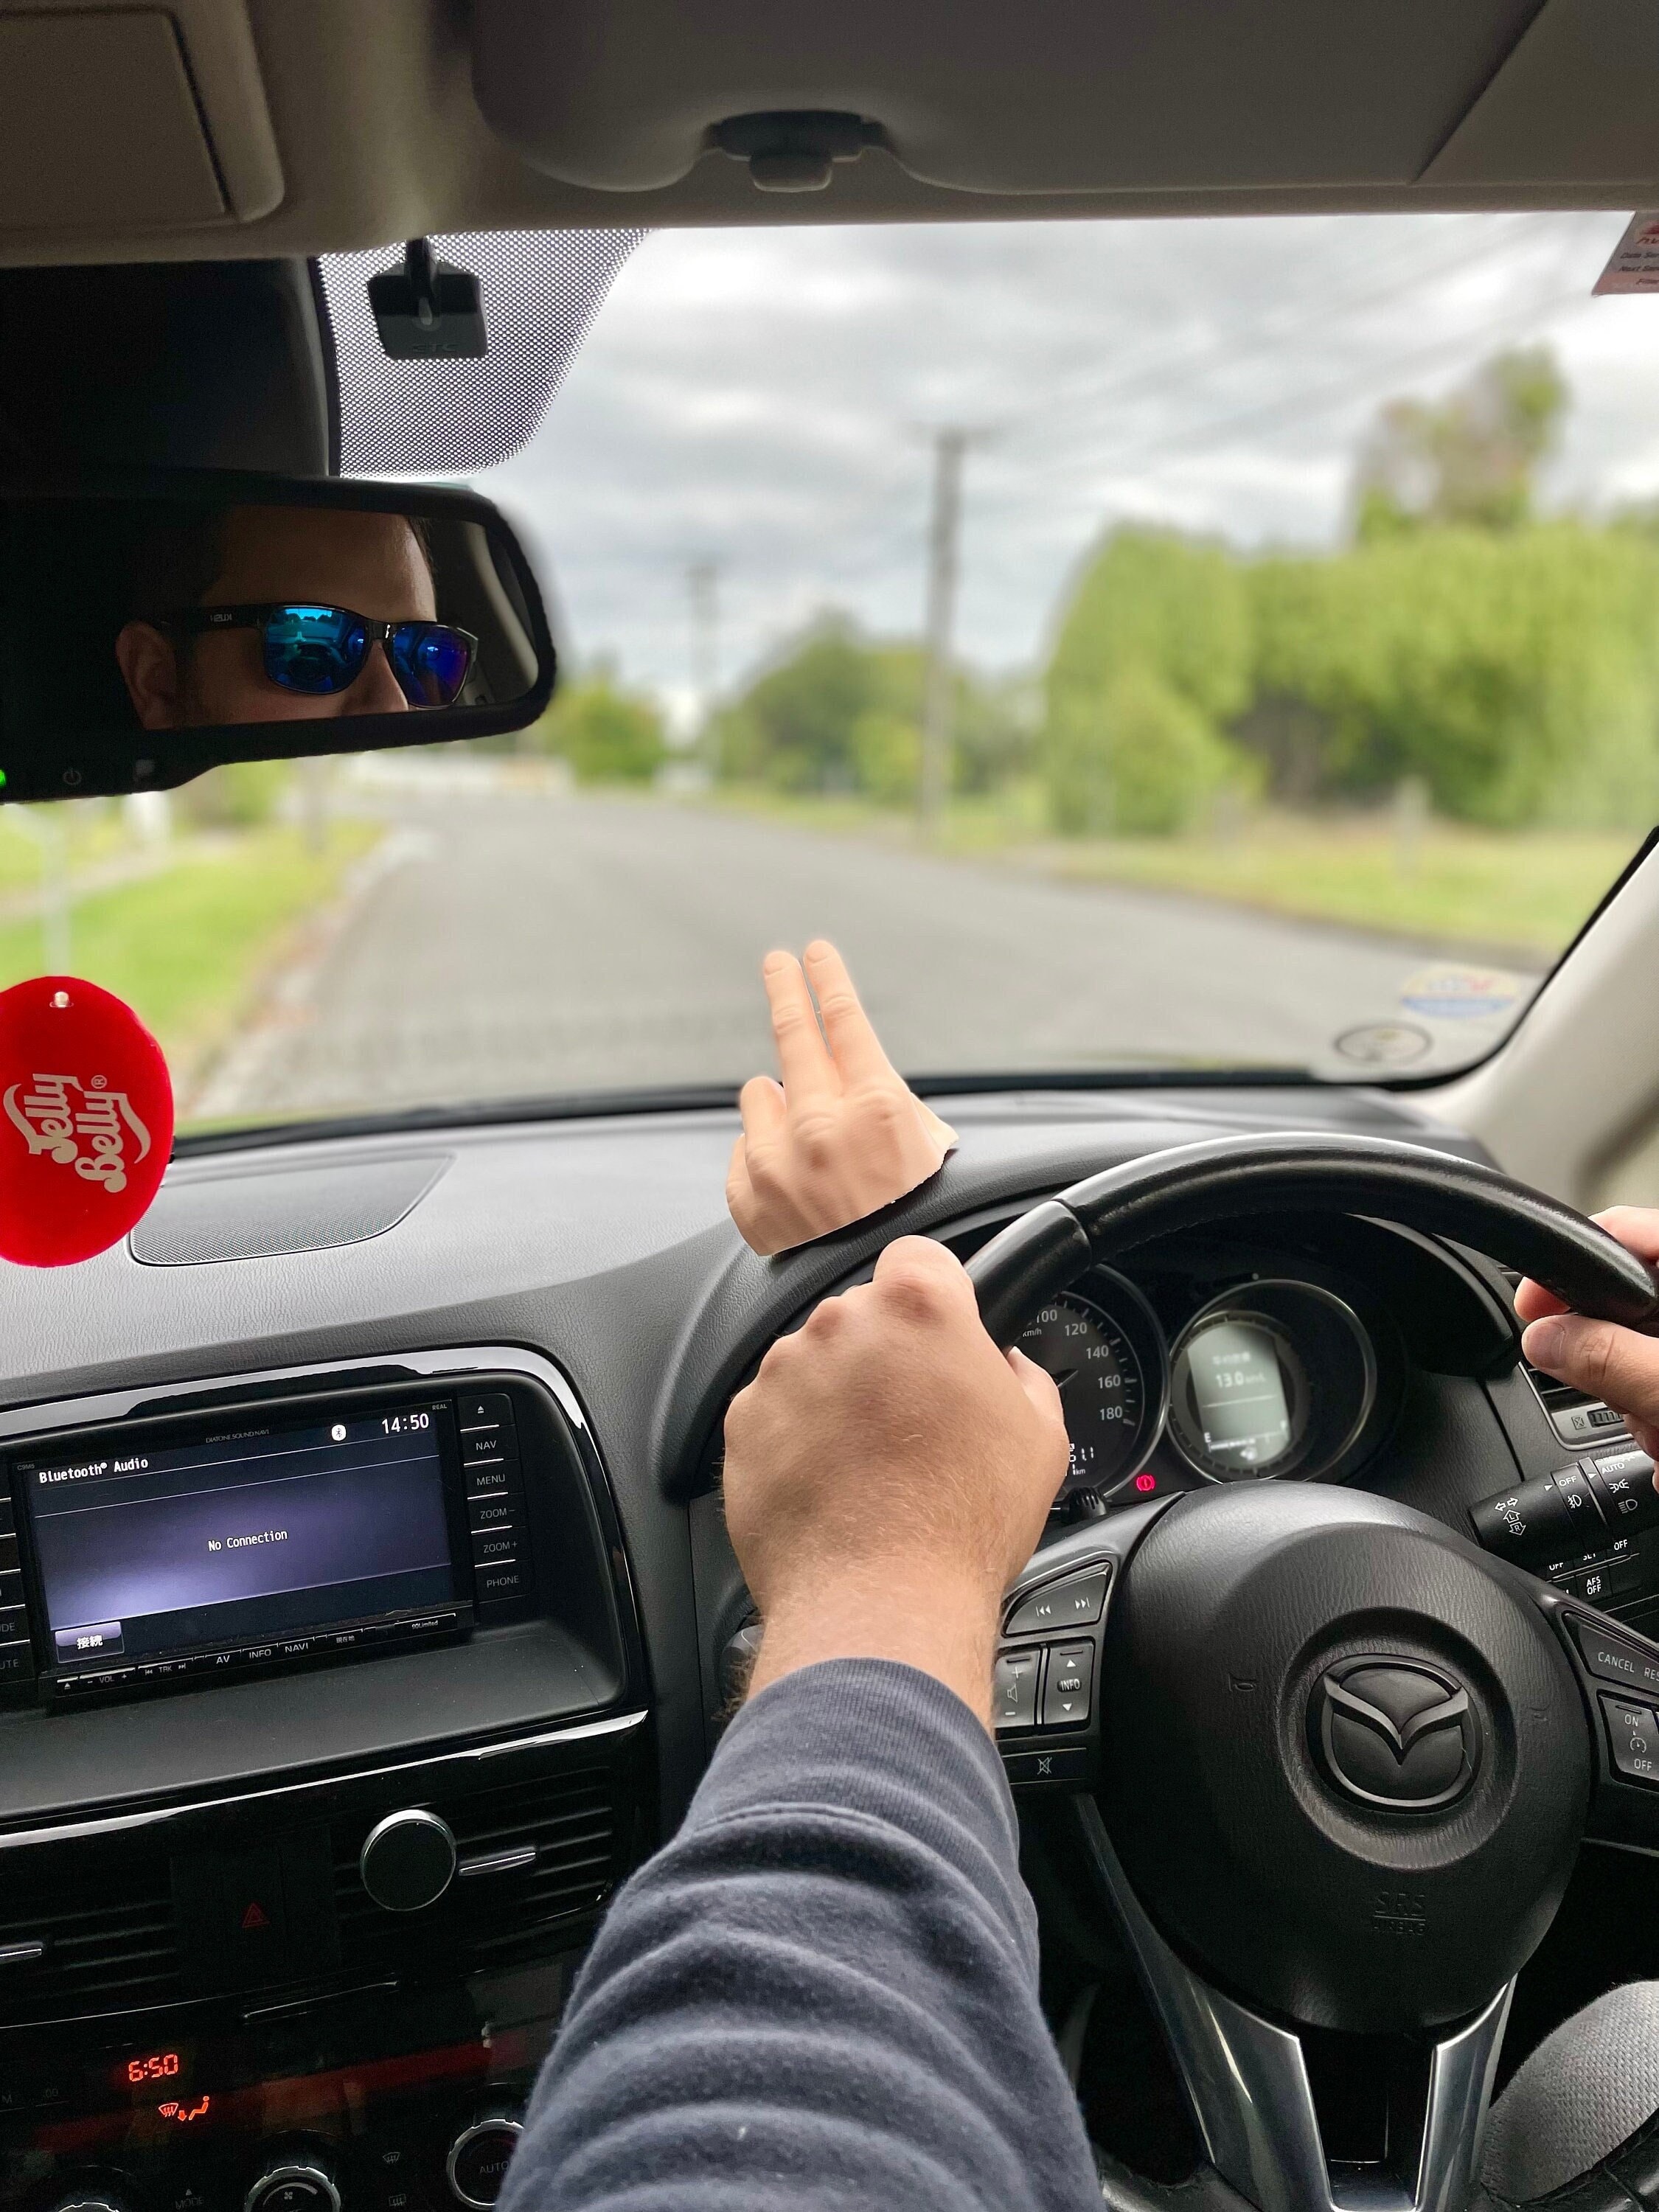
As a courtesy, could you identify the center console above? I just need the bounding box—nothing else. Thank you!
[0,1349,650,2212]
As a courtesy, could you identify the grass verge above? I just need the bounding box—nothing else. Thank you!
[702,786,1641,963]
[0,824,378,1087]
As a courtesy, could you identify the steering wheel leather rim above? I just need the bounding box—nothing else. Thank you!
[965,1130,1659,1349]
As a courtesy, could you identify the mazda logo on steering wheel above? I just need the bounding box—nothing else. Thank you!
[1312,1658,1480,1812]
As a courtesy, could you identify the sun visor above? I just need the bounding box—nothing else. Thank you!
[1425,0,1659,188]
[471,0,1547,197]
[0,4,281,245]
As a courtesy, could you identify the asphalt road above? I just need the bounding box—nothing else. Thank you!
[201,790,1462,1121]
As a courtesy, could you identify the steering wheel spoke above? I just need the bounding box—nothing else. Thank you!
[1075,1798,1512,2212]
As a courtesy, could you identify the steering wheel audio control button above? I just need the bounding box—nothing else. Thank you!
[1004,1566,1110,1636]
[1041,1642,1093,1728]
[1601,1694,1659,1784]
[992,1650,1040,1731]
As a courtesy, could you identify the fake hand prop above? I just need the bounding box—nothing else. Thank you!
[0,975,172,1266]
[727,939,956,1256]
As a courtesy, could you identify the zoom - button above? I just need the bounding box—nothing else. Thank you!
[467,1493,516,1532]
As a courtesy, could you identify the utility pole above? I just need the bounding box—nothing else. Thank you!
[687,557,722,773]
[919,428,975,837]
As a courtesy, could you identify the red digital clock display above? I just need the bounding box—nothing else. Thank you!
[119,2049,181,2088]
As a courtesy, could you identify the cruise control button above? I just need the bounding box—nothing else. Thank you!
[458,1391,515,1433]
[1041,1641,1093,1728]
[1603,1694,1659,1784]
[993,1649,1040,1732]
[1573,1620,1659,1696]
[1004,1566,1110,1637]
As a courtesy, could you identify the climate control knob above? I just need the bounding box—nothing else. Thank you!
[244,2154,341,2212]
[359,1806,456,1911]
[51,2194,133,2212]
[447,2115,524,2208]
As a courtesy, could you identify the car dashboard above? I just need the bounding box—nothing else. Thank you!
[0,1082,1642,2212]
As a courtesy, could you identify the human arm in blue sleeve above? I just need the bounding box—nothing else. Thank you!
[500,1658,1101,2212]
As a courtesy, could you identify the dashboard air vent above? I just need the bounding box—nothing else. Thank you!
[334,1764,622,1977]
[0,1837,181,2026]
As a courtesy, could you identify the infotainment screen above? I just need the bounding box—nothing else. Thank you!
[18,1401,465,1676]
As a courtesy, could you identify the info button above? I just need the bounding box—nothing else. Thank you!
[55,1621,122,1663]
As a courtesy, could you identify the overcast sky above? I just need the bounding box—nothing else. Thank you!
[484,209,1659,714]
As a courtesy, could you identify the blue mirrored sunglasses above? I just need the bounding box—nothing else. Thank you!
[164,602,477,709]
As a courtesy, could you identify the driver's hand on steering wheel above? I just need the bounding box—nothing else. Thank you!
[1518,1206,1659,1468]
[726,939,957,1255]
[723,1234,1068,1724]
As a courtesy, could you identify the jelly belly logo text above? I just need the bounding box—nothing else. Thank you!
[2,1072,153,1194]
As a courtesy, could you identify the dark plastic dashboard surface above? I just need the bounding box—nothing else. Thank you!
[0,1085,1495,1831]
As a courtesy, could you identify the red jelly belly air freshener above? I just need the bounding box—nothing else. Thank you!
[0,976,173,1266]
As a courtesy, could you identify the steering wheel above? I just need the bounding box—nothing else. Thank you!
[965,1131,1659,2212]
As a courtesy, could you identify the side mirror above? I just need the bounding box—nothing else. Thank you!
[0,470,557,804]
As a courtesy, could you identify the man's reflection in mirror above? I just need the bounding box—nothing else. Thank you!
[114,505,475,728]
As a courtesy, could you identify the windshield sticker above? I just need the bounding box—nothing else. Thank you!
[1397,964,1528,1022]
[1331,1023,1433,1067]
[1595,215,1659,295]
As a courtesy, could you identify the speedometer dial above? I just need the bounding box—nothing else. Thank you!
[1016,1280,1165,1503]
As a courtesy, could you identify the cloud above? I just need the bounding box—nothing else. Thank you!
[487,208,1639,696]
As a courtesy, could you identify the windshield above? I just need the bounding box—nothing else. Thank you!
[17,211,1659,1131]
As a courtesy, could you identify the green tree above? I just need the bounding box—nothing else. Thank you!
[1046,666,1245,836]
[1353,347,1568,540]
[1040,529,1253,836]
[717,614,1024,800]
[535,672,666,785]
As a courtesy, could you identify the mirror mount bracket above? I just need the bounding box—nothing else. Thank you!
[368,240,487,361]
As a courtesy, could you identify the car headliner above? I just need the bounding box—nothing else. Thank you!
[0,0,1654,271]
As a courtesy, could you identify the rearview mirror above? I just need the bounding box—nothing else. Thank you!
[0,470,557,804]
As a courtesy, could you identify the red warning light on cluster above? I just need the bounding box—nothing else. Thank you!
[1133,1472,1158,1495]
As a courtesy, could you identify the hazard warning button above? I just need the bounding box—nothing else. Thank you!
[173,1843,291,1992]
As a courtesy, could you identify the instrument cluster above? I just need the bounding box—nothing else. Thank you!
[1016,1259,1393,1516]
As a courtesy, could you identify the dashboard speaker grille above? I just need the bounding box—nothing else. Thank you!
[333,1764,623,1976]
